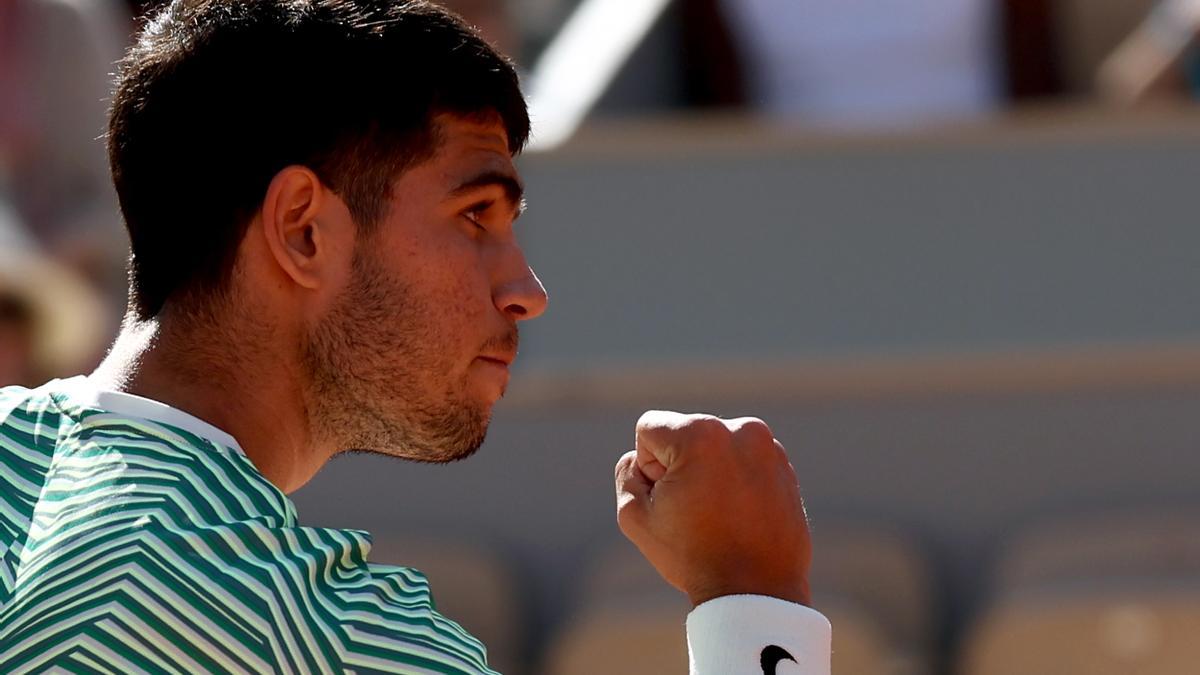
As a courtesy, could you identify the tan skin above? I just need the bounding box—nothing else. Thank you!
[617,411,813,606]
[93,114,546,491]
[92,114,812,609]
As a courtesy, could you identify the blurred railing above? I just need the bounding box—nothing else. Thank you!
[525,0,674,151]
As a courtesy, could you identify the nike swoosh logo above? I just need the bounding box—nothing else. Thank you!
[761,645,796,674]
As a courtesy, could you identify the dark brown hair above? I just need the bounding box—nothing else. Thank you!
[108,0,530,319]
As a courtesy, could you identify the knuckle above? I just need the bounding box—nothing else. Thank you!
[685,414,727,439]
[674,415,728,458]
[637,409,668,424]
[729,417,774,445]
[634,410,659,433]
[636,409,677,433]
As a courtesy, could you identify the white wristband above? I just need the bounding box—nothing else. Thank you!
[686,594,831,675]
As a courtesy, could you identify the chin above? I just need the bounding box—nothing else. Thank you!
[345,440,484,464]
[407,437,487,464]
[354,411,492,464]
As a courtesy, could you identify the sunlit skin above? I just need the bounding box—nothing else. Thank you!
[89,113,813,611]
[618,411,813,606]
[92,114,547,493]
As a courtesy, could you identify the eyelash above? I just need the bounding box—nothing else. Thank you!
[464,201,493,229]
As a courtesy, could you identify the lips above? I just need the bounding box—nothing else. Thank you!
[478,329,519,368]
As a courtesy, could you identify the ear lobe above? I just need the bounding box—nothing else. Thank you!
[261,166,326,291]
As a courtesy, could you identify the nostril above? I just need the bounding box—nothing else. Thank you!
[506,304,527,317]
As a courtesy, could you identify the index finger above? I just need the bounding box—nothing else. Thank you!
[635,410,724,472]
[635,410,686,470]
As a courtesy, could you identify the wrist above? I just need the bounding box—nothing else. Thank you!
[687,578,811,608]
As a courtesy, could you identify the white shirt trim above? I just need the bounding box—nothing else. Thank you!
[53,375,245,453]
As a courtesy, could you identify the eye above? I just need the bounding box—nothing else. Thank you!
[463,200,493,231]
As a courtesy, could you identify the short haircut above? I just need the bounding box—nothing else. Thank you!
[108,0,530,319]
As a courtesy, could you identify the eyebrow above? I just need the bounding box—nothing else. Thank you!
[449,170,527,218]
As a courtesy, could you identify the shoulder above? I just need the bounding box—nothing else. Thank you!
[140,523,495,673]
[211,525,497,673]
[1,382,60,423]
[0,382,67,468]
[276,529,497,674]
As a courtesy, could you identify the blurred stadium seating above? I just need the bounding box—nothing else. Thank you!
[369,537,528,674]
[962,511,1200,675]
[963,594,1200,675]
[810,524,937,675]
[540,541,690,674]
[995,510,1200,592]
[8,1,1200,672]
[541,604,690,675]
[545,525,936,675]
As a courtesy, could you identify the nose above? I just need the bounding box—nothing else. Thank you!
[494,266,548,321]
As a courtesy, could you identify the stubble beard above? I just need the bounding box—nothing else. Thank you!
[300,247,490,463]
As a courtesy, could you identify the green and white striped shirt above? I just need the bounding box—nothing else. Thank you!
[0,377,496,674]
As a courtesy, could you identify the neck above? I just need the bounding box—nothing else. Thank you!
[90,305,331,493]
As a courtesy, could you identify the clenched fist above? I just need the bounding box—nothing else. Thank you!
[615,410,812,607]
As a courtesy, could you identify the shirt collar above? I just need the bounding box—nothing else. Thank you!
[53,375,245,454]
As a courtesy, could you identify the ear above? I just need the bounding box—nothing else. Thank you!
[259,166,332,291]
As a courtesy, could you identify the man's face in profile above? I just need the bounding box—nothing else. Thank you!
[301,113,546,464]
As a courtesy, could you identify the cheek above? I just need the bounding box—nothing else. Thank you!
[403,232,494,332]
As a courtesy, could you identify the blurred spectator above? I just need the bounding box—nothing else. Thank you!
[680,0,747,107]
[0,0,131,309]
[715,0,1004,129]
[522,0,1074,131]
[0,200,108,387]
[1000,0,1063,99]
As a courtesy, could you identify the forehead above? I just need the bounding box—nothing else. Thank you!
[428,114,515,173]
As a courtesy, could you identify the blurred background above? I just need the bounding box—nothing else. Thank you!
[6,0,1200,672]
